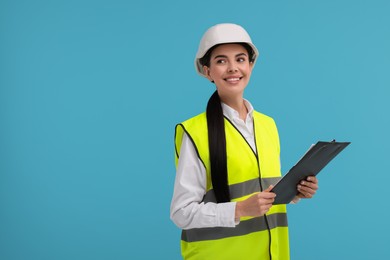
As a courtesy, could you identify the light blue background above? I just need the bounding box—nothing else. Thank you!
[1,0,389,259]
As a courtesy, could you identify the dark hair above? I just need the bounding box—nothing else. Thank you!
[206,90,229,203]
[202,43,254,203]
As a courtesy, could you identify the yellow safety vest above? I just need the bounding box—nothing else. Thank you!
[174,111,290,260]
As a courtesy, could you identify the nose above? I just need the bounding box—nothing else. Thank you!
[227,63,238,73]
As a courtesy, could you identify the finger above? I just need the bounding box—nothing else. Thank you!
[298,184,316,194]
[260,202,273,209]
[264,185,274,192]
[306,176,318,184]
[300,180,318,190]
[258,195,275,203]
[258,192,276,199]
[297,187,316,198]
[297,189,311,198]
[298,190,318,199]
[260,205,272,215]
[262,197,275,204]
[302,183,318,191]
[300,191,313,198]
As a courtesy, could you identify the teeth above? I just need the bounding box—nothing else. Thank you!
[226,78,240,82]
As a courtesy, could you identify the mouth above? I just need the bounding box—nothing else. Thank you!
[224,76,243,83]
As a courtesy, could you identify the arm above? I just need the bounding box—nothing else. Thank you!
[170,133,237,229]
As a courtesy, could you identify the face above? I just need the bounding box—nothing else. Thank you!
[203,43,253,100]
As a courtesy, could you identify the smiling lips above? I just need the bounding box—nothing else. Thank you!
[225,77,243,83]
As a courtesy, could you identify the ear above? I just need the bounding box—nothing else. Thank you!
[249,61,254,71]
[203,65,214,82]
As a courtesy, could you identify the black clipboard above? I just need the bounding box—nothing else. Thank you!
[271,140,351,205]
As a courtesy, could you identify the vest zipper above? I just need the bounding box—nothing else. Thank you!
[253,122,273,260]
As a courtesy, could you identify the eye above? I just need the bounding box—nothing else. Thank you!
[216,59,226,64]
[237,57,246,62]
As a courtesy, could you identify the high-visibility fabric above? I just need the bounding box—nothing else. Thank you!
[174,111,290,260]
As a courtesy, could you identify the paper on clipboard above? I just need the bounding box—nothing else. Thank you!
[271,140,351,205]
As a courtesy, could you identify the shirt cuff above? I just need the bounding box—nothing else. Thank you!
[290,196,301,204]
[216,202,239,227]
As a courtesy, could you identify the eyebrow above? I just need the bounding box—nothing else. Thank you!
[213,53,248,60]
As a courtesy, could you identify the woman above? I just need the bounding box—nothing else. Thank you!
[170,23,318,260]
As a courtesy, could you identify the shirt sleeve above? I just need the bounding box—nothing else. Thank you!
[170,132,237,230]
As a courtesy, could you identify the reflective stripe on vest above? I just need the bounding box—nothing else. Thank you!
[175,111,290,260]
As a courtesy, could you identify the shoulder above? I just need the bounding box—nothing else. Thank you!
[175,112,207,144]
[181,112,206,124]
[177,112,207,130]
[174,112,208,164]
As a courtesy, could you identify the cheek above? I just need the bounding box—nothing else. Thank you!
[212,66,225,76]
[244,66,253,77]
[208,69,220,80]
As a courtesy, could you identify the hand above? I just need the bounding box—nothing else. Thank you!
[296,176,319,199]
[235,186,276,219]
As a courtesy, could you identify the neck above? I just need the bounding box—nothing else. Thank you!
[220,95,247,121]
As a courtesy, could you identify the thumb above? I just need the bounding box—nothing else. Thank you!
[264,185,274,192]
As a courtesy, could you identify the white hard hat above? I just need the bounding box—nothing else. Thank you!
[195,23,259,77]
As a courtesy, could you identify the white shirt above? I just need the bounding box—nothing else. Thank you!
[170,100,256,230]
